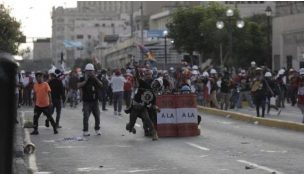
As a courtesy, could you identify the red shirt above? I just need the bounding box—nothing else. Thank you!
[124,75,134,91]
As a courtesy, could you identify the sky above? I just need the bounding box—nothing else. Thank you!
[1,0,78,39]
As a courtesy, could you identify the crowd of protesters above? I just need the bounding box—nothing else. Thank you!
[15,59,304,137]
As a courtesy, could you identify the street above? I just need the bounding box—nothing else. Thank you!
[21,105,304,174]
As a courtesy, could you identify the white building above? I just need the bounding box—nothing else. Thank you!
[33,38,51,60]
[272,2,304,70]
[51,1,133,66]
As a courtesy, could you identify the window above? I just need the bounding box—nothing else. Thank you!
[88,35,91,39]
[95,23,100,27]
[102,23,106,27]
[76,35,84,39]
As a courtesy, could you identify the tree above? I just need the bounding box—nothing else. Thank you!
[0,5,25,54]
[167,6,205,64]
[167,2,270,68]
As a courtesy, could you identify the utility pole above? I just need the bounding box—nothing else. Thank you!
[140,1,144,62]
[130,1,134,38]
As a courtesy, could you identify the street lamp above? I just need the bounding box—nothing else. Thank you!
[265,6,272,69]
[216,9,244,66]
[163,30,168,70]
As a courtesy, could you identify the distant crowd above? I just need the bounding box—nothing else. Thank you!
[15,59,304,138]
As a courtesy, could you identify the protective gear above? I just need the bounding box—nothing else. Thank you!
[54,69,61,77]
[251,61,256,66]
[256,67,262,71]
[210,69,217,74]
[202,71,209,77]
[264,72,272,77]
[169,67,174,71]
[85,63,95,71]
[151,78,163,93]
[192,70,199,75]
[299,68,304,75]
[192,65,198,70]
[21,70,25,74]
[278,69,285,75]
[48,69,55,74]
[181,85,191,92]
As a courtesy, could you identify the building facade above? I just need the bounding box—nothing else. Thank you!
[33,38,51,60]
[272,2,304,70]
[51,1,132,66]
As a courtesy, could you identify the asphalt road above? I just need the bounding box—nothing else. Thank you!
[22,104,304,174]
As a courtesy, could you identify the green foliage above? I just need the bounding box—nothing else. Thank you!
[167,2,270,68]
[0,5,25,54]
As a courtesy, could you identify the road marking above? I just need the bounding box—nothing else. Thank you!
[199,155,209,158]
[55,146,86,149]
[186,142,210,151]
[237,160,283,174]
[127,169,157,173]
[35,172,53,174]
[135,123,141,128]
[261,149,287,153]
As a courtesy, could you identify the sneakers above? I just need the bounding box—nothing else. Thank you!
[83,131,90,136]
[53,129,58,134]
[152,131,158,141]
[30,130,39,135]
[114,111,117,115]
[118,112,122,116]
[126,123,136,134]
[45,120,49,127]
[277,109,281,116]
[95,130,101,136]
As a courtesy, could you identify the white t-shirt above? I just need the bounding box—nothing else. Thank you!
[110,75,126,92]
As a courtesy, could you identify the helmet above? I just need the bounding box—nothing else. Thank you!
[169,67,174,71]
[210,69,217,74]
[251,61,256,66]
[192,65,198,70]
[192,70,199,75]
[299,68,304,75]
[265,72,272,77]
[151,78,163,92]
[48,69,54,74]
[181,85,191,92]
[202,71,209,77]
[85,63,95,71]
[256,67,262,71]
[21,70,25,74]
[278,69,285,75]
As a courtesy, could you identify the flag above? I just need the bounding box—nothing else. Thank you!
[137,44,156,61]
[63,40,83,48]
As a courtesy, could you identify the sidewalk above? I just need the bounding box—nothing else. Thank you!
[198,102,304,133]
[12,110,28,174]
[232,103,303,124]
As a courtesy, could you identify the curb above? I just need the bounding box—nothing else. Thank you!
[20,111,38,174]
[197,106,304,132]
